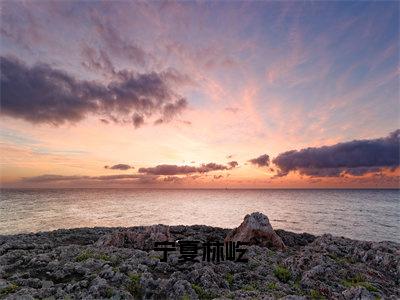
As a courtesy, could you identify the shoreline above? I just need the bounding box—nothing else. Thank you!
[1,222,399,299]
[1,225,398,244]
[2,223,398,245]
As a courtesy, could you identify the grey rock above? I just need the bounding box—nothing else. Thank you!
[169,279,198,299]
[41,280,53,289]
[88,276,109,298]
[0,218,398,299]
[342,286,376,300]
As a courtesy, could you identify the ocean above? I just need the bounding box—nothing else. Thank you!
[0,189,398,242]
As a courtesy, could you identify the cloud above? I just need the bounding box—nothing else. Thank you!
[104,164,134,170]
[227,161,238,168]
[154,98,188,125]
[92,174,143,180]
[272,130,400,177]
[0,56,189,127]
[139,165,196,175]
[138,162,237,175]
[0,2,43,51]
[92,13,147,66]
[163,176,184,183]
[22,175,90,183]
[22,174,157,183]
[132,113,145,128]
[81,44,115,75]
[248,154,270,167]
[198,163,233,173]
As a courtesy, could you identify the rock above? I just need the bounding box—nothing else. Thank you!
[1,222,399,299]
[96,224,171,250]
[225,212,286,250]
[88,276,109,297]
[41,280,53,289]
[189,267,229,290]
[342,287,376,300]
[99,265,114,279]
[275,229,316,247]
[168,279,198,299]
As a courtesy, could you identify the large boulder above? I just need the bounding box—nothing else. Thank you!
[225,212,286,250]
[96,225,170,250]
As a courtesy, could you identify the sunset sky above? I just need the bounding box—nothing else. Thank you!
[1,1,399,188]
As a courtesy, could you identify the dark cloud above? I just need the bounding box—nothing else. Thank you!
[104,164,134,170]
[272,130,400,177]
[162,98,187,120]
[0,56,188,126]
[227,161,239,168]
[154,98,188,125]
[138,162,237,175]
[213,175,223,179]
[198,163,232,173]
[132,113,145,128]
[138,165,197,175]
[248,154,270,167]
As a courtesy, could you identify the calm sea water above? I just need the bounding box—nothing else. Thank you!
[0,189,398,242]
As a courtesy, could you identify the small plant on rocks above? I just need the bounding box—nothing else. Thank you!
[341,274,379,293]
[266,282,277,291]
[226,273,234,286]
[0,283,19,296]
[191,284,214,300]
[274,266,291,283]
[127,274,142,298]
[242,282,257,291]
[310,289,325,299]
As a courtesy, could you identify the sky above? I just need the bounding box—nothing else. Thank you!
[0,1,399,188]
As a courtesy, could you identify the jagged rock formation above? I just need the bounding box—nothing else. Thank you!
[225,212,287,250]
[0,219,398,299]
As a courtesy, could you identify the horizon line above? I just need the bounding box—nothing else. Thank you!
[1,187,399,191]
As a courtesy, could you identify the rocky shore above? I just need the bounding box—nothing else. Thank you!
[0,212,399,299]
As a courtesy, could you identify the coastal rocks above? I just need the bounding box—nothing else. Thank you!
[168,279,198,299]
[225,212,286,250]
[96,224,171,250]
[0,223,399,299]
[88,276,110,298]
[170,225,230,242]
[275,230,316,248]
[189,266,229,290]
[342,286,376,300]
